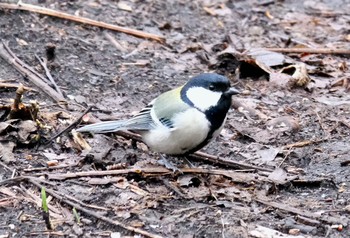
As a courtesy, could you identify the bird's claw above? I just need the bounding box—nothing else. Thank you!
[158,155,183,174]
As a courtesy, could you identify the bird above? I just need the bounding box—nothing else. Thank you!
[77,73,239,159]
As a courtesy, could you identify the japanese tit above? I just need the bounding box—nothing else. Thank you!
[77,73,240,155]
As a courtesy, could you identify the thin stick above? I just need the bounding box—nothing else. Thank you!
[46,106,93,144]
[255,194,349,226]
[265,47,350,55]
[23,162,80,172]
[192,151,274,172]
[278,147,293,168]
[0,42,66,105]
[160,178,187,199]
[0,2,165,43]
[339,119,350,129]
[0,160,13,173]
[283,137,328,149]
[26,231,65,236]
[47,167,268,183]
[104,32,127,52]
[0,82,35,91]
[35,54,64,97]
[2,42,48,82]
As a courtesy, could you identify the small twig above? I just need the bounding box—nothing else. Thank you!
[11,169,16,179]
[27,231,65,236]
[219,211,226,238]
[0,2,165,43]
[283,136,329,149]
[35,54,64,97]
[192,151,274,172]
[22,162,80,172]
[0,176,56,187]
[0,41,66,105]
[27,178,164,238]
[0,160,13,173]
[47,167,269,183]
[265,47,350,55]
[2,41,48,81]
[160,178,187,199]
[0,176,29,186]
[115,130,143,142]
[315,109,328,136]
[0,82,35,91]
[104,32,127,52]
[339,119,350,129]
[0,79,16,82]
[269,32,314,49]
[46,106,93,144]
[255,194,349,226]
[278,147,293,167]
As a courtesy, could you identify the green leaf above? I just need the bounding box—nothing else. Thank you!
[72,207,81,224]
[41,187,48,213]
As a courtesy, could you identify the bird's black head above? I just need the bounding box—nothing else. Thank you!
[180,73,240,152]
[183,73,232,94]
[181,73,239,112]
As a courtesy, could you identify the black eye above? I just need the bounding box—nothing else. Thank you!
[209,84,215,90]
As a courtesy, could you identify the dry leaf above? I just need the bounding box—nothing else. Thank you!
[72,129,92,151]
[117,2,132,12]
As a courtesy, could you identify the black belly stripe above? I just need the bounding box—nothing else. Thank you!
[184,96,232,154]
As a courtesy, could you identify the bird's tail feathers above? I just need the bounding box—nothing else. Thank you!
[76,120,128,133]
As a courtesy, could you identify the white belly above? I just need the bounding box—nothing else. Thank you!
[141,108,210,155]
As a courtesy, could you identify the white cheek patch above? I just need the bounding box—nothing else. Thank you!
[186,87,222,111]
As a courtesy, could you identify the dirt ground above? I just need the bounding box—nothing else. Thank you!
[0,0,350,237]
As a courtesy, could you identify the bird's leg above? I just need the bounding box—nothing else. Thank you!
[183,156,194,168]
[158,154,182,173]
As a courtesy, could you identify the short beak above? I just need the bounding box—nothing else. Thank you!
[225,87,240,96]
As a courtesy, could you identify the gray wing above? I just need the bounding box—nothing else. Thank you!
[77,86,190,134]
[122,104,154,131]
[76,104,154,133]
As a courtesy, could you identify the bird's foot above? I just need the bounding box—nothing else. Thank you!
[158,154,182,173]
[183,156,194,168]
